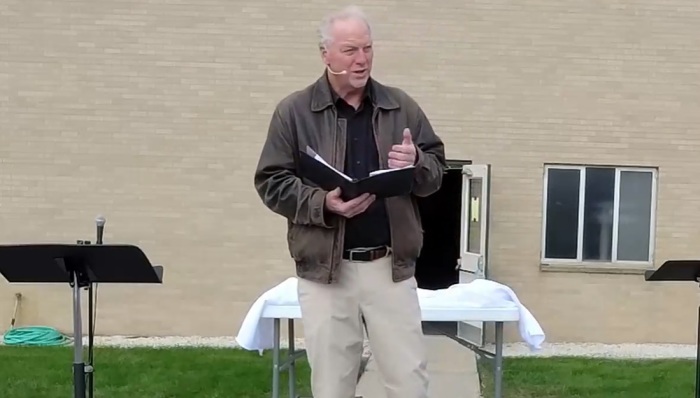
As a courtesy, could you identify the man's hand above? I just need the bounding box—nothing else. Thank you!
[325,188,375,218]
[388,128,417,169]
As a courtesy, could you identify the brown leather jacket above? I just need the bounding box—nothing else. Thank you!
[254,73,446,284]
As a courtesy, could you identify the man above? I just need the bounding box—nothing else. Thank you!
[254,5,446,398]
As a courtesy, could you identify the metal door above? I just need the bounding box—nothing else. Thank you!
[456,164,491,347]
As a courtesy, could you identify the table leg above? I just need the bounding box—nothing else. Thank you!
[288,319,296,398]
[494,322,504,398]
[272,318,281,398]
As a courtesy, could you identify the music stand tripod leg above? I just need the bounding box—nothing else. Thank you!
[72,270,86,398]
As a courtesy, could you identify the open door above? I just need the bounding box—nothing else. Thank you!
[456,164,491,347]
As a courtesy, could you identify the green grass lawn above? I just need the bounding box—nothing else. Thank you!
[0,346,311,398]
[479,355,696,398]
[1,345,696,397]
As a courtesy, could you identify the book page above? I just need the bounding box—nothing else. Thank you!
[369,165,415,177]
[306,146,353,181]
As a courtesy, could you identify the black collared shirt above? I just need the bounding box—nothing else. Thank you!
[332,83,391,250]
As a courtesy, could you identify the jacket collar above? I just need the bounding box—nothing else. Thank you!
[310,71,399,112]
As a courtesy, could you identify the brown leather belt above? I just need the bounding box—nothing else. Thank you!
[342,246,390,262]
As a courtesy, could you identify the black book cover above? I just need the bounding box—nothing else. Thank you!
[298,146,415,200]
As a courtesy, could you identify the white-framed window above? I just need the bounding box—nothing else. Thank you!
[541,164,657,265]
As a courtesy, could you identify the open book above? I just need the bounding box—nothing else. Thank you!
[298,146,415,200]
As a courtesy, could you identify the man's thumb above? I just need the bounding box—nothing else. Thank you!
[402,128,412,145]
[329,187,342,197]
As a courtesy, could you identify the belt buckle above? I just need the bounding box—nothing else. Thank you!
[348,246,386,262]
[348,249,364,262]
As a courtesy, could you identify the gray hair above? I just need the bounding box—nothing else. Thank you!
[317,5,372,50]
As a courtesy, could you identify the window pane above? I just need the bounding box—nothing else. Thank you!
[617,171,653,261]
[545,169,580,259]
[467,178,482,254]
[582,168,615,261]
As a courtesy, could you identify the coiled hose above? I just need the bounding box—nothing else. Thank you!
[2,293,71,347]
[3,326,72,347]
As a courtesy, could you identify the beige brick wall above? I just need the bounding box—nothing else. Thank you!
[1,0,698,345]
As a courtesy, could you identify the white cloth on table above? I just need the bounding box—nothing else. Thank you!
[419,279,546,351]
[234,277,298,355]
[234,277,545,353]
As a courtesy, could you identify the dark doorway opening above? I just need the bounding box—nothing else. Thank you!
[415,160,471,290]
[415,160,470,336]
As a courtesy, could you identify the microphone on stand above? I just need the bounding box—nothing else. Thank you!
[95,215,105,245]
[88,214,105,398]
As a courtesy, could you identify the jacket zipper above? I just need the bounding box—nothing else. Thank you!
[372,109,395,272]
[329,108,340,283]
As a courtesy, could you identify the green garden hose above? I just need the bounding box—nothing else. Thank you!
[3,293,71,347]
[3,326,72,347]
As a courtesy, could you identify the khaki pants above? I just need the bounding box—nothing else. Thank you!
[297,255,429,398]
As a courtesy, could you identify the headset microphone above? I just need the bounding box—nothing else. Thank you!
[326,65,348,75]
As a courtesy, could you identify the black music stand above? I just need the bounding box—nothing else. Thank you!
[644,260,700,398]
[0,243,164,398]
